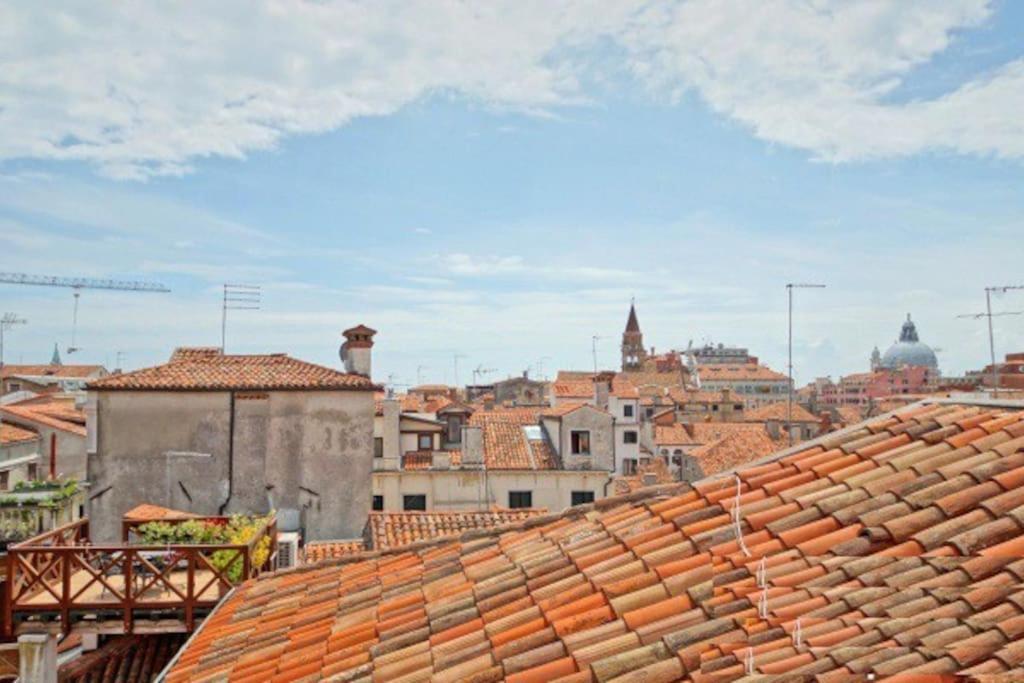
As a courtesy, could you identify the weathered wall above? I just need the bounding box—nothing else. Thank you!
[372,469,610,512]
[559,408,615,472]
[87,389,374,542]
[0,438,41,489]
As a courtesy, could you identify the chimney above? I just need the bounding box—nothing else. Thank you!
[592,371,615,410]
[483,397,494,411]
[462,426,483,466]
[642,473,658,487]
[380,398,400,470]
[766,419,780,440]
[340,324,376,377]
[431,451,451,470]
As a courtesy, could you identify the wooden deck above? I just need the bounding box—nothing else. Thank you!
[21,567,220,607]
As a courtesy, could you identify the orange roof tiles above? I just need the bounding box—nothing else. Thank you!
[304,539,366,563]
[122,504,199,523]
[1,401,86,437]
[697,363,790,382]
[368,509,546,550]
[0,363,104,379]
[0,423,38,446]
[743,402,820,423]
[88,347,376,392]
[552,380,594,399]
[167,400,1024,682]
[469,408,560,470]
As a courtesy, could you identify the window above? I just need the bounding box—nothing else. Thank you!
[623,459,638,475]
[403,494,426,511]
[372,495,384,511]
[447,416,462,443]
[623,430,638,444]
[0,471,7,490]
[508,491,533,509]
[644,408,654,419]
[374,437,384,458]
[571,491,595,506]
[623,404,634,418]
[27,464,37,481]
[570,431,591,455]
[8,382,20,392]
[417,434,433,451]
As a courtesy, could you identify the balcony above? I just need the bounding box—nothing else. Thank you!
[3,511,277,637]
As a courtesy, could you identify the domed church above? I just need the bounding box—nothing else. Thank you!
[879,314,939,372]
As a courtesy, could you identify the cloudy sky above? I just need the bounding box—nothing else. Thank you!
[1,1,1023,387]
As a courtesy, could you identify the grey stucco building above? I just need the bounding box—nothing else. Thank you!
[85,327,379,542]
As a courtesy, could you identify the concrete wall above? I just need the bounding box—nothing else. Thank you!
[87,389,374,542]
[0,439,41,489]
[373,469,610,512]
[494,378,547,406]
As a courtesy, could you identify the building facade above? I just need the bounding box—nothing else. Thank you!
[85,329,378,542]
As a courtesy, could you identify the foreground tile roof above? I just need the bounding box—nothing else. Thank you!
[59,634,184,682]
[88,347,376,392]
[166,400,1024,682]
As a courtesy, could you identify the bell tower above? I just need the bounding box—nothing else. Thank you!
[621,301,646,371]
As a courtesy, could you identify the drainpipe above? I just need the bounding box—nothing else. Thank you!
[219,392,236,515]
[49,433,57,480]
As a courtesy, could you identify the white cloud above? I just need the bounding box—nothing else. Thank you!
[1,1,1021,178]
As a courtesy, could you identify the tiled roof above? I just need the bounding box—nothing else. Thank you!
[166,400,1024,682]
[59,634,185,682]
[304,539,366,563]
[540,401,592,418]
[689,430,782,475]
[743,402,820,423]
[1,363,104,379]
[1,402,86,437]
[697,363,790,382]
[552,380,594,399]
[123,504,200,522]
[369,509,547,550]
[88,348,376,392]
[836,404,865,426]
[613,458,676,495]
[654,423,697,446]
[469,408,560,470]
[0,423,38,446]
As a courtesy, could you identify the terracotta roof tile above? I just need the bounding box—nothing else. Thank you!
[88,348,376,391]
[166,400,1024,682]
[0,422,39,446]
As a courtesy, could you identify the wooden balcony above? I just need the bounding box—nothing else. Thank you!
[3,514,277,636]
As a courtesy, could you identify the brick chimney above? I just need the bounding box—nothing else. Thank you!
[592,371,615,410]
[340,324,376,377]
[462,426,484,467]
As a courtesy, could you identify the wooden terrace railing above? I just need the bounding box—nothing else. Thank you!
[3,515,278,636]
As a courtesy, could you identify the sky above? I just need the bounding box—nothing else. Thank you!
[1,0,1023,389]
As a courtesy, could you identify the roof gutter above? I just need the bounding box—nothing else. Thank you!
[218,391,235,515]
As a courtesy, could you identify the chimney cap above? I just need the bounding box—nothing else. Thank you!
[342,324,377,349]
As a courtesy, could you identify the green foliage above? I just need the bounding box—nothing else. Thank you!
[0,518,37,542]
[135,513,273,584]
[0,479,78,509]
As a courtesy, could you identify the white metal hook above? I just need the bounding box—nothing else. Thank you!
[732,474,751,557]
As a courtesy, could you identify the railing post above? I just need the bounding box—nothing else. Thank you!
[123,550,133,634]
[243,546,251,580]
[60,550,70,634]
[2,552,13,638]
[185,551,195,631]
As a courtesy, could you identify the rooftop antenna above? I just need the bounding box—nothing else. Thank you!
[591,335,604,374]
[472,365,496,386]
[222,284,261,352]
[957,285,1024,395]
[115,350,127,372]
[787,283,826,447]
[452,353,467,387]
[0,272,170,355]
[0,313,28,439]
[416,365,429,386]
[534,356,552,381]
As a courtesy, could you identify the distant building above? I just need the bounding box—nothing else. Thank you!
[695,364,791,408]
[1,395,87,481]
[493,372,548,406]
[85,327,378,542]
[878,314,939,372]
[1,360,108,396]
[0,423,42,490]
[692,343,757,366]
[970,352,1024,390]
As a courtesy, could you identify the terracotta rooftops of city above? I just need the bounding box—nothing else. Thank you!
[0,363,104,379]
[743,402,820,424]
[697,363,790,381]
[0,401,86,437]
[540,402,608,419]
[87,347,377,392]
[165,398,1024,682]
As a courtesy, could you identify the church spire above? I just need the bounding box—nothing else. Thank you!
[625,300,640,333]
[50,342,62,366]
[621,300,646,371]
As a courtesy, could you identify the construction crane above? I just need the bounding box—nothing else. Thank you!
[0,272,170,355]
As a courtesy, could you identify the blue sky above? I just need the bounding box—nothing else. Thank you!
[1,1,1023,388]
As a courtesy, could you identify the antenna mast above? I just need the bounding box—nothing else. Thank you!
[221,284,261,352]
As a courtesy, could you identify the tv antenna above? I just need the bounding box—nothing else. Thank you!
[222,284,261,352]
[472,365,496,385]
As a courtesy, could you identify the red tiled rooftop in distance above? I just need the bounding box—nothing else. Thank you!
[0,423,39,446]
[88,347,377,391]
[166,399,1024,682]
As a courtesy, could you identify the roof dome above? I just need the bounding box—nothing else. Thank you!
[879,314,938,371]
